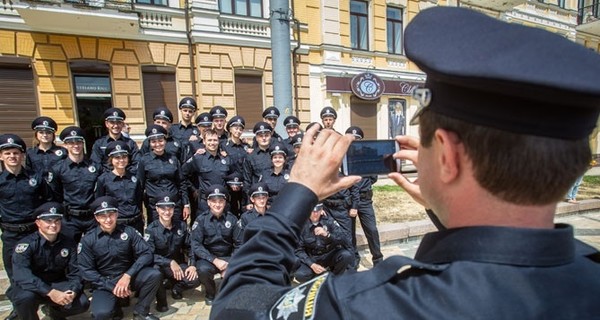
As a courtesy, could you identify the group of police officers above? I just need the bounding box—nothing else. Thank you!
[0,98,383,320]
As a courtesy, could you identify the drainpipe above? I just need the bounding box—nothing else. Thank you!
[185,0,197,99]
[270,0,293,137]
[292,17,301,118]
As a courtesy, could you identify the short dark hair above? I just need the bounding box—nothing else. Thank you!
[419,109,590,205]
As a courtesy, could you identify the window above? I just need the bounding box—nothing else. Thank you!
[235,74,264,126]
[142,66,178,126]
[220,0,263,18]
[135,0,168,6]
[387,7,403,54]
[0,58,37,139]
[350,0,369,50]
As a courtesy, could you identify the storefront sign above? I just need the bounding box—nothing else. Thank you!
[351,72,385,100]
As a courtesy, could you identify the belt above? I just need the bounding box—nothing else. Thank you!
[0,222,36,233]
[117,214,142,224]
[360,190,373,199]
[310,245,336,256]
[69,208,92,217]
[325,199,346,207]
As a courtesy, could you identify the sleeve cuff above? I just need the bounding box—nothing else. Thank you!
[269,183,318,229]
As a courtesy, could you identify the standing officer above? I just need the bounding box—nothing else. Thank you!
[140,107,186,162]
[258,143,290,205]
[234,182,269,245]
[182,129,233,214]
[224,172,245,218]
[262,106,283,143]
[188,112,213,155]
[25,116,67,180]
[171,97,200,143]
[211,7,600,319]
[145,192,200,312]
[191,185,239,305]
[11,202,89,320]
[220,116,250,216]
[79,196,162,320]
[0,134,50,320]
[242,122,274,201]
[95,141,144,233]
[90,107,140,173]
[209,106,229,141]
[345,126,383,266]
[294,203,354,283]
[282,115,301,154]
[320,107,337,130]
[49,126,101,242]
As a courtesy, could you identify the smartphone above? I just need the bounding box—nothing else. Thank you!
[342,140,407,176]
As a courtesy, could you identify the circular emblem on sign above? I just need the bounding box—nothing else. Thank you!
[120,232,128,241]
[225,221,231,228]
[89,166,96,173]
[61,248,69,257]
[29,178,37,186]
[55,150,63,157]
[351,72,385,100]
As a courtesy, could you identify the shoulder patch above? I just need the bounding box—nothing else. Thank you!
[270,273,328,320]
[15,243,29,254]
[192,221,198,231]
[77,243,82,254]
[143,234,150,242]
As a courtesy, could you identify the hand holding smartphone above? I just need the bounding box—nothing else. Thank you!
[342,140,415,176]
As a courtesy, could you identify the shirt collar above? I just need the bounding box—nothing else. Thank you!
[415,224,575,267]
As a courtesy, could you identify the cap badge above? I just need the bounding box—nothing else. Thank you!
[298,137,302,142]
[164,196,170,202]
[115,145,122,151]
[42,120,49,126]
[214,188,220,194]
[234,177,239,182]
[70,131,77,136]
[113,111,118,117]
[216,110,221,114]
[101,201,108,208]
[258,187,263,192]
[7,138,14,144]
[50,207,57,214]
[275,146,280,151]
[260,125,265,130]
[160,110,165,115]
[152,128,157,134]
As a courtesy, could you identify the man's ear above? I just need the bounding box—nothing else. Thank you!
[434,128,463,184]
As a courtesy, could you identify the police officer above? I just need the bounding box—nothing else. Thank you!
[171,97,200,143]
[95,141,144,233]
[191,185,239,305]
[48,126,101,242]
[320,106,337,130]
[0,134,51,320]
[242,122,274,201]
[138,125,190,223]
[90,107,140,173]
[140,107,186,163]
[182,128,233,215]
[11,202,89,320]
[224,172,245,218]
[345,126,383,266]
[234,182,268,245]
[25,116,67,181]
[188,112,213,155]
[220,116,249,175]
[211,7,600,319]
[258,143,290,205]
[286,133,303,168]
[209,106,228,141]
[282,115,301,154]
[79,196,162,320]
[262,106,283,143]
[144,192,200,312]
[321,182,357,259]
[294,203,354,283]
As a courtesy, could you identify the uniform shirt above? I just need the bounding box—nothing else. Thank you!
[25,144,67,179]
[219,139,249,175]
[78,224,153,291]
[234,208,265,245]
[145,220,194,267]
[322,187,355,209]
[0,169,49,224]
[137,152,189,206]
[258,168,290,204]
[355,176,377,197]
[242,147,271,195]
[90,135,140,173]
[170,123,199,143]
[95,170,143,219]
[191,212,239,262]
[211,183,600,319]
[295,215,349,266]
[48,158,100,210]
[12,232,82,295]
[181,152,232,196]
[140,136,187,163]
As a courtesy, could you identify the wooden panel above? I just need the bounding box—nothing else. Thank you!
[235,74,263,127]
[0,65,38,139]
[350,100,377,139]
[142,71,178,126]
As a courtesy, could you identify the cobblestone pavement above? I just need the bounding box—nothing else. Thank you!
[1,210,599,320]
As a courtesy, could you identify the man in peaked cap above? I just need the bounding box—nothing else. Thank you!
[262,106,283,143]
[234,182,269,245]
[90,107,140,173]
[49,126,101,243]
[211,7,600,319]
[320,106,337,130]
[242,122,275,202]
[10,202,90,320]
[79,196,162,320]
[190,185,239,306]
[172,97,200,143]
[282,115,302,154]
[209,106,229,142]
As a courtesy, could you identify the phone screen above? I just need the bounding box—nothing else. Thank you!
[342,140,399,176]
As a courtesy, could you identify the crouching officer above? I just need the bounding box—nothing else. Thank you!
[191,185,240,305]
[145,192,200,313]
[10,202,89,320]
[78,196,162,320]
[294,203,354,283]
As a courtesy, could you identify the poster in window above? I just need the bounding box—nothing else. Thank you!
[389,99,406,138]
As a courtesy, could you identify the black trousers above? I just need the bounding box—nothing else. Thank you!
[196,257,230,299]
[1,229,35,278]
[294,248,354,283]
[11,281,89,320]
[354,198,383,263]
[155,263,201,305]
[63,214,96,243]
[90,267,161,319]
